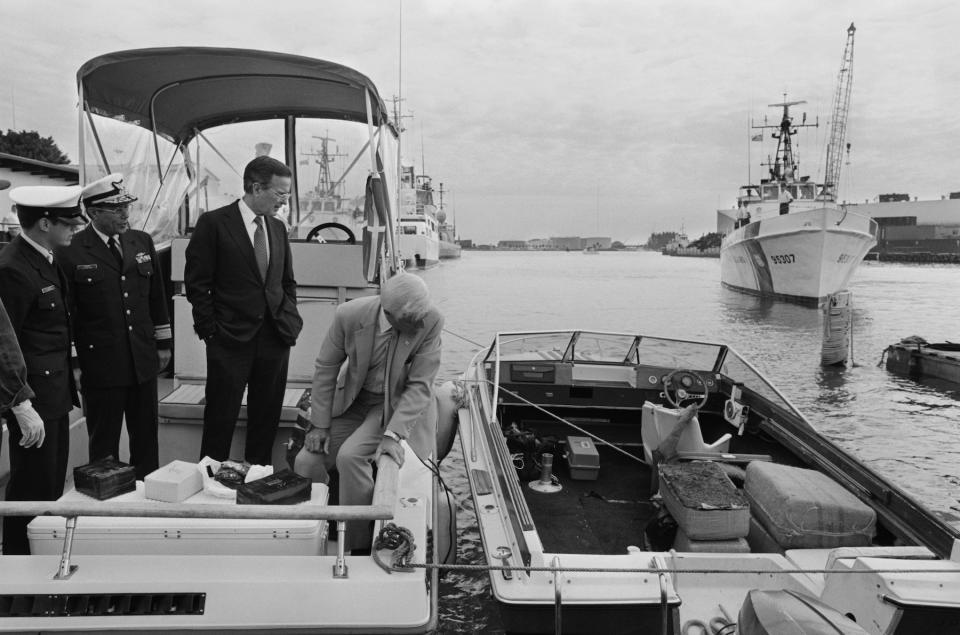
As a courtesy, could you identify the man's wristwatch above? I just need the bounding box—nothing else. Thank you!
[383,430,403,443]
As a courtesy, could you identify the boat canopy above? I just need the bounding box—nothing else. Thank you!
[77,47,391,144]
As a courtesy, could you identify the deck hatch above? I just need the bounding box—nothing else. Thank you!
[0,592,206,617]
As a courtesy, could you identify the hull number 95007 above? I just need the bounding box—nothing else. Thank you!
[770,254,795,264]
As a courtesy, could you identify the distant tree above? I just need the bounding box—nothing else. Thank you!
[0,129,70,164]
[611,241,625,250]
[645,232,679,250]
[690,232,723,250]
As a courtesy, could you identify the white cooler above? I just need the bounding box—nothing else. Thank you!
[28,480,328,556]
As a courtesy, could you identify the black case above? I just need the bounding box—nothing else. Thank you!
[236,469,311,505]
[74,457,137,500]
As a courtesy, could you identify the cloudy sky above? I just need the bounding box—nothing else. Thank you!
[2,0,958,243]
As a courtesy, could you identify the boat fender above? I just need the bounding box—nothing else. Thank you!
[434,380,460,463]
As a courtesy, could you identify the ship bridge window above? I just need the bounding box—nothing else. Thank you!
[761,184,779,201]
[402,226,417,235]
[799,184,816,199]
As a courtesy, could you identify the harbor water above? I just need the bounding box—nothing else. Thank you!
[417,249,960,634]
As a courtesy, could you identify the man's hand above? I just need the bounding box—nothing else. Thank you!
[72,367,82,392]
[157,349,173,373]
[304,426,330,454]
[13,403,45,448]
[375,434,405,467]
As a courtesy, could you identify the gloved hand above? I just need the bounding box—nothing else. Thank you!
[12,400,45,448]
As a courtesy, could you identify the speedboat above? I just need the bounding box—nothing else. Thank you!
[0,47,454,634]
[457,329,960,634]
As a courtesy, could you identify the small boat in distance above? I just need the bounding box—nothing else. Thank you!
[457,329,960,634]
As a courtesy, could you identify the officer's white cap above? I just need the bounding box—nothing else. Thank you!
[10,185,87,225]
[82,172,138,207]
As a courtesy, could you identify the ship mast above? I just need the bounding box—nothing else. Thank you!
[753,99,817,184]
[822,23,856,201]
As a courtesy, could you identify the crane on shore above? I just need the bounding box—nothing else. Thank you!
[821,23,856,201]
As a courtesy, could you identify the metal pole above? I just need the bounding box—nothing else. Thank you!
[552,555,562,635]
[55,516,79,580]
[333,521,349,578]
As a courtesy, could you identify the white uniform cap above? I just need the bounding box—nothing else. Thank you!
[82,172,138,207]
[10,185,87,225]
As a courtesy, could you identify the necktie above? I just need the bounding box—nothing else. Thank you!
[107,235,123,269]
[253,217,268,280]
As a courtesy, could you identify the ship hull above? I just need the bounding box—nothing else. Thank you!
[400,233,440,269]
[721,207,877,305]
[439,239,461,259]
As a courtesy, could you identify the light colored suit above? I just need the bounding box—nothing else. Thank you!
[310,294,442,550]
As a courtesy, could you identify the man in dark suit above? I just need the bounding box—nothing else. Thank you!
[184,156,303,465]
[0,185,84,554]
[57,174,172,479]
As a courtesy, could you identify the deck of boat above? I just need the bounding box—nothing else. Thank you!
[524,445,656,554]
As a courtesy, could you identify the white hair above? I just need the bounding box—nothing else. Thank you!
[381,273,431,322]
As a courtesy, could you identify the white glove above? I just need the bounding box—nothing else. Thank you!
[11,399,45,448]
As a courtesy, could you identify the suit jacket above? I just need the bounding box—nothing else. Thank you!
[57,226,171,387]
[0,237,79,420]
[0,297,34,414]
[311,295,443,443]
[184,201,302,346]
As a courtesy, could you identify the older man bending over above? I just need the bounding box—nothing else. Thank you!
[295,273,443,552]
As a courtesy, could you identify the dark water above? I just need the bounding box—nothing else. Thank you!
[415,250,960,634]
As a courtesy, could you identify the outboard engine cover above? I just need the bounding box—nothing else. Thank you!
[738,589,869,635]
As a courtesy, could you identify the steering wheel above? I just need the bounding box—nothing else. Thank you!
[305,222,356,244]
[662,369,710,409]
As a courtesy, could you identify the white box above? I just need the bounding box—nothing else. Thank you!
[28,481,329,556]
[144,460,203,502]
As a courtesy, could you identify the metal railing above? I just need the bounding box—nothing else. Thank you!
[0,456,400,581]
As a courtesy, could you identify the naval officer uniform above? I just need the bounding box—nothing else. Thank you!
[57,173,171,479]
[0,185,84,554]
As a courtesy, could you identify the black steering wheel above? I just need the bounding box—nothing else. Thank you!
[662,369,710,409]
[305,222,356,244]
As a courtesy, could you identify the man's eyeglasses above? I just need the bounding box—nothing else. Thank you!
[258,183,291,201]
[91,206,130,216]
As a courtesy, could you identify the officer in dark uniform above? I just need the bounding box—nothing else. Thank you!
[58,173,172,479]
[0,184,84,555]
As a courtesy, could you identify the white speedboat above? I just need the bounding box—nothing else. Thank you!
[458,329,960,634]
[0,47,454,634]
[719,100,876,305]
[398,166,441,269]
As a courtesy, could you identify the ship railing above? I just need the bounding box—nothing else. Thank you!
[0,455,399,580]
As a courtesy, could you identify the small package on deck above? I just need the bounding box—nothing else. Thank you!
[565,435,599,480]
[237,469,311,505]
[673,527,750,553]
[658,461,750,540]
[745,462,875,549]
[144,460,204,503]
[73,457,137,500]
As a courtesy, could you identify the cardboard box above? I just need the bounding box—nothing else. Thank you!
[144,460,204,503]
[73,457,136,500]
[659,461,750,540]
[565,435,599,480]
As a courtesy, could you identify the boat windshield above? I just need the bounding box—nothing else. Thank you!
[488,331,725,368]
[81,114,189,247]
[719,349,798,415]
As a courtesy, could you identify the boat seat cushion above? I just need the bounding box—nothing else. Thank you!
[745,462,876,549]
